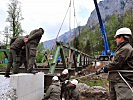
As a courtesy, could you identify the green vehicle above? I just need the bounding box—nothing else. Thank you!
[0,46,8,64]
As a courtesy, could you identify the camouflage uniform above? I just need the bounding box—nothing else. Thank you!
[19,46,28,70]
[65,84,80,100]
[106,42,133,100]
[59,73,70,99]
[26,28,44,72]
[43,82,61,100]
[10,36,26,74]
[5,37,17,76]
[5,50,13,76]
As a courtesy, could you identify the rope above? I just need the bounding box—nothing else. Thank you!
[118,72,133,94]
[110,70,133,73]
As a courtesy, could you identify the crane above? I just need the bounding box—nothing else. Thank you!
[93,0,114,61]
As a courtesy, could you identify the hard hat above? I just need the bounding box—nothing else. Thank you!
[62,69,68,74]
[71,79,78,86]
[114,27,132,38]
[52,76,59,81]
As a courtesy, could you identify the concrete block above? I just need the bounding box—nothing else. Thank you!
[10,72,44,100]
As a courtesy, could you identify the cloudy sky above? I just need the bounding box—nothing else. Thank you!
[0,0,101,43]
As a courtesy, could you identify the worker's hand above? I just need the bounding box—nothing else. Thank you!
[24,38,28,43]
[96,68,104,75]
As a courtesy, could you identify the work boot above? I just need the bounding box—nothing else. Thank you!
[31,70,38,74]
[4,73,10,78]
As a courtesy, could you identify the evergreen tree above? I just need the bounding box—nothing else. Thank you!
[106,15,120,51]
[73,37,79,49]
[123,9,133,32]
[84,40,91,55]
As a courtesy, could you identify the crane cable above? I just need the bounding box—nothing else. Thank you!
[46,0,80,67]
[68,0,80,64]
[68,0,79,45]
[46,0,72,60]
[68,0,72,65]
[47,0,80,57]
[52,0,72,49]
[73,0,79,31]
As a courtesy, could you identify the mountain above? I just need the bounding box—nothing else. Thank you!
[43,27,81,49]
[44,0,133,49]
[87,0,133,27]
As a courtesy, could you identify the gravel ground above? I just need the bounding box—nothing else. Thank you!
[0,75,17,100]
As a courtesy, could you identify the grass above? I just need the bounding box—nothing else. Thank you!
[79,77,109,87]
[0,64,7,68]
[0,64,7,72]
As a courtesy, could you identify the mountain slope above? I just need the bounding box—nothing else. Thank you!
[44,0,133,49]
[43,27,81,49]
[87,0,133,27]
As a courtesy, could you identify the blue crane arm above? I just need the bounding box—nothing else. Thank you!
[93,0,110,55]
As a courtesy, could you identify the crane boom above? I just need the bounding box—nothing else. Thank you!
[93,0,113,60]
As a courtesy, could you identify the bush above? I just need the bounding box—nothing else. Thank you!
[36,53,44,63]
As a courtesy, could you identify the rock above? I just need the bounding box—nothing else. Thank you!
[77,83,109,100]
[87,0,133,28]
[77,83,90,93]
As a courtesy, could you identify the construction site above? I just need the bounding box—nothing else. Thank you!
[0,0,133,100]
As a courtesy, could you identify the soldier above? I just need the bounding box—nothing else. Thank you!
[58,69,70,99]
[24,28,44,73]
[66,79,80,100]
[10,36,28,74]
[97,27,133,100]
[43,76,61,100]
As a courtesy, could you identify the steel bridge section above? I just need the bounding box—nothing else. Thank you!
[48,41,94,74]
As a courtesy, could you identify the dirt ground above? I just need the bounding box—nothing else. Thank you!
[76,61,110,100]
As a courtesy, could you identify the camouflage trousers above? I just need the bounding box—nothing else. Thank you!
[7,49,27,74]
[26,43,37,72]
[5,51,13,75]
[109,81,133,100]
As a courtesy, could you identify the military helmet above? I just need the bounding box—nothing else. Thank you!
[114,27,132,38]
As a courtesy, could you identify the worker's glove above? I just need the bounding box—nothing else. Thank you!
[96,66,108,75]
[96,68,104,75]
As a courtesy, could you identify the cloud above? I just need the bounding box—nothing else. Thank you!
[0,0,102,42]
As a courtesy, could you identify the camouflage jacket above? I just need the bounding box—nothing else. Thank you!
[44,82,61,100]
[65,86,80,100]
[10,37,18,45]
[10,36,25,50]
[27,29,43,45]
[107,42,133,82]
